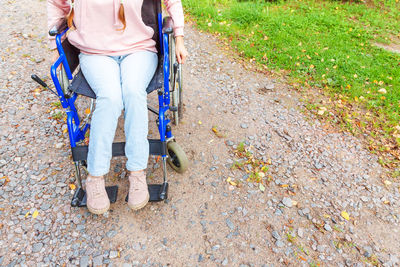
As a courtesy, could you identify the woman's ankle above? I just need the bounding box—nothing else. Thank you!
[87,174,104,180]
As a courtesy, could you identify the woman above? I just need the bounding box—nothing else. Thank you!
[47,0,188,214]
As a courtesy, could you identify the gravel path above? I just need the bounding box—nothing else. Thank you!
[1,0,399,266]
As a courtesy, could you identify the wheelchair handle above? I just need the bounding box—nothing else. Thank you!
[31,74,48,88]
[31,74,58,97]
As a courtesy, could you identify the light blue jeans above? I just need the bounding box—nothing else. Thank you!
[79,51,158,176]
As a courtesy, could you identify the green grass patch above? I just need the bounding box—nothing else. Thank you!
[183,0,400,172]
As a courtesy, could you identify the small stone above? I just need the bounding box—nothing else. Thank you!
[55,143,64,149]
[32,242,43,253]
[198,254,204,262]
[317,245,325,253]
[265,83,275,90]
[212,245,220,251]
[282,197,292,208]
[79,256,90,267]
[240,123,248,129]
[297,228,304,238]
[226,218,234,230]
[92,255,103,266]
[275,240,284,248]
[271,231,281,240]
[302,208,310,214]
[106,230,117,238]
[226,140,234,146]
[40,203,51,211]
[324,224,332,232]
[363,246,373,258]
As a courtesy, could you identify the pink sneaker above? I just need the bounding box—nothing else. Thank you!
[86,175,110,214]
[128,170,150,210]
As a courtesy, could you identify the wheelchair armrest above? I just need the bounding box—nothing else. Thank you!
[49,20,68,36]
[162,16,174,34]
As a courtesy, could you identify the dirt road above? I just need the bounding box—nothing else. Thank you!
[0,0,399,266]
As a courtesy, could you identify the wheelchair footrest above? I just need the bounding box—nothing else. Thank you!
[71,186,118,207]
[125,183,169,203]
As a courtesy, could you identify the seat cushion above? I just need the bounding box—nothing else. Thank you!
[68,61,163,99]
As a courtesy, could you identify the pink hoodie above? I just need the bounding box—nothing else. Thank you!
[47,0,184,55]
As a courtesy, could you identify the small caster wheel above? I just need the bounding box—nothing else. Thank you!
[167,141,188,173]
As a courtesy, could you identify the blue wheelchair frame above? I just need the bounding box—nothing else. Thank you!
[50,16,173,151]
[42,4,181,204]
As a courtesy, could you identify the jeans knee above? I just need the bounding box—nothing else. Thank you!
[96,94,123,115]
[123,86,147,101]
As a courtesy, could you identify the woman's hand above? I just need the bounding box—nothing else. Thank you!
[175,36,188,64]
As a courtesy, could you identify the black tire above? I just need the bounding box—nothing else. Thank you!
[167,141,189,173]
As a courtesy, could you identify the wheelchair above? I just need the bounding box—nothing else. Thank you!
[31,0,188,208]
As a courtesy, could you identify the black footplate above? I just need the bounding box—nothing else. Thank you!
[71,186,119,207]
[125,183,169,203]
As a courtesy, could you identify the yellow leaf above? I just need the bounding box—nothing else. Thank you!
[261,166,269,172]
[211,126,224,138]
[32,210,39,219]
[25,211,30,218]
[259,183,265,192]
[384,180,392,186]
[226,177,237,186]
[84,108,91,114]
[341,211,350,220]
[63,128,68,134]
[69,183,76,190]
[198,120,202,125]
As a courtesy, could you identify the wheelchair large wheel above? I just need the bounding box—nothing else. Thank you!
[167,141,188,173]
[169,37,183,125]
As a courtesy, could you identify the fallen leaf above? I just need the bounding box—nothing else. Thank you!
[211,126,224,138]
[226,177,237,186]
[24,211,30,218]
[84,108,91,114]
[69,183,76,190]
[384,180,392,186]
[341,211,350,221]
[259,183,265,192]
[32,210,39,219]
[198,120,202,125]
[378,88,387,94]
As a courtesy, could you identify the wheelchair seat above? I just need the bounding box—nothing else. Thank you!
[63,0,163,99]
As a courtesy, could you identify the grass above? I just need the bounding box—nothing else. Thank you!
[183,0,400,174]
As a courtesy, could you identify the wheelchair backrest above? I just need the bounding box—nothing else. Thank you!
[62,0,162,74]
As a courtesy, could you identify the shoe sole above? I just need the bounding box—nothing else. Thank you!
[128,193,150,211]
[87,203,110,215]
